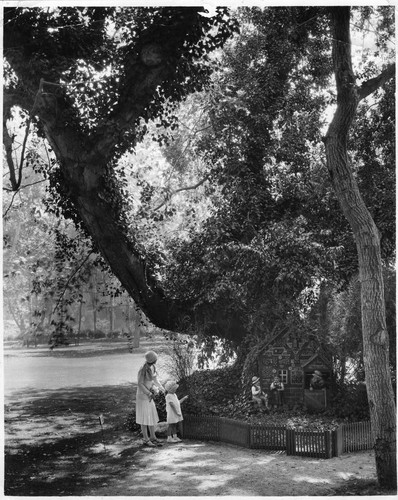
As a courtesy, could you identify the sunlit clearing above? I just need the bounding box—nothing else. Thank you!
[197,474,231,491]
[293,475,332,484]
[338,471,358,480]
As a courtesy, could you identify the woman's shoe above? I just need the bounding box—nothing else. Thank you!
[172,436,182,442]
[143,440,156,447]
[167,437,178,443]
[151,439,163,446]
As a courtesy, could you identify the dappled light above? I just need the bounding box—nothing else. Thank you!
[293,475,332,484]
[337,471,359,480]
[4,375,380,495]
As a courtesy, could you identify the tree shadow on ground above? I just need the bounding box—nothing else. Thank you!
[4,384,142,496]
[331,477,394,496]
[4,384,395,497]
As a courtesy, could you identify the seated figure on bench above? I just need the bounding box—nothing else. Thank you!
[251,376,269,409]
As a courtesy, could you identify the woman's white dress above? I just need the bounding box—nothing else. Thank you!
[135,365,160,426]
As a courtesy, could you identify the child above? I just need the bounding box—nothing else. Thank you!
[164,380,188,443]
[251,376,269,408]
[270,375,284,408]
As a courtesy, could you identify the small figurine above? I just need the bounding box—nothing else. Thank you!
[270,375,284,408]
[251,376,269,408]
[310,370,325,390]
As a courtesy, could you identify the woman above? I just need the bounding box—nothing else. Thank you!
[136,350,165,446]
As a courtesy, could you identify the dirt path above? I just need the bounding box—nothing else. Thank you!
[91,439,377,497]
[4,381,379,497]
[3,341,387,496]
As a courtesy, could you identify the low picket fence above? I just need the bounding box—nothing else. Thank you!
[181,415,373,458]
[342,420,373,452]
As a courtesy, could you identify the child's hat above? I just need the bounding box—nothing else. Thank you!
[252,376,260,384]
[313,370,322,376]
[145,351,158,363]
[165,380,178,392]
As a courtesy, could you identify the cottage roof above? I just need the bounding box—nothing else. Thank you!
[301,351,331,369]
[259,327,289,353]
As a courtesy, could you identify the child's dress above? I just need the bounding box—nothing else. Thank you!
[166,393,183,424]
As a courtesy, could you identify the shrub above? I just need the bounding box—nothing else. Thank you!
[326,382,369,420]
[164,334,197,381]
[152,391,167,422]
[178,364,242,416]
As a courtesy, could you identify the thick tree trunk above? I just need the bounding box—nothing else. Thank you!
[324,7,396,489]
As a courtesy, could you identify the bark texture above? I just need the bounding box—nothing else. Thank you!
[324,7,396,489]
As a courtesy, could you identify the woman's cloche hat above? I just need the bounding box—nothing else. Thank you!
[252,376,260,384]
[145,350,158,364]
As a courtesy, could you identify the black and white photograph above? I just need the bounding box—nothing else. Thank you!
[2,1,396,496]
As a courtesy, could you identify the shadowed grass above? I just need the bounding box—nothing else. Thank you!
[4,384,142,496]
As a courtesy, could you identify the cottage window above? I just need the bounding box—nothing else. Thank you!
[291,368,303,384]
[278,369,288,384]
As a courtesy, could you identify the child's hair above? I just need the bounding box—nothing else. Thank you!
[164,380,178,393]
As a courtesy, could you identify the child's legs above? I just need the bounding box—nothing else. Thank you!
[168,423,177,436]
[175,421,182,436]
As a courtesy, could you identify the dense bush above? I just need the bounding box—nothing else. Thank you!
[125,364,371,434]
[178,364,243,416]
[326,382,369,421]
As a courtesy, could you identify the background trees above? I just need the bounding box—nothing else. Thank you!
[3,5,395,487]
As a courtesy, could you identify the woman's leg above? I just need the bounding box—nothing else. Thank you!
[148,425,157,440]
[141,424,149,441]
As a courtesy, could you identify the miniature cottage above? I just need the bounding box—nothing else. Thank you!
[256,329,332,409]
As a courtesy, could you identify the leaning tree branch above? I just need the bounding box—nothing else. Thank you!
[3,190,20,219]
[358,63,396,101]
[52,251,94,316]
[154,175,210,211]
[2,122,18,190]
[88,11,203,164]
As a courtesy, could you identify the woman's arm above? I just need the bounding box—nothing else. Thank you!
[137,368,153,398]
[152,373,165,392]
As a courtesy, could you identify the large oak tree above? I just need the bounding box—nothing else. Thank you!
[3,6,395,487]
